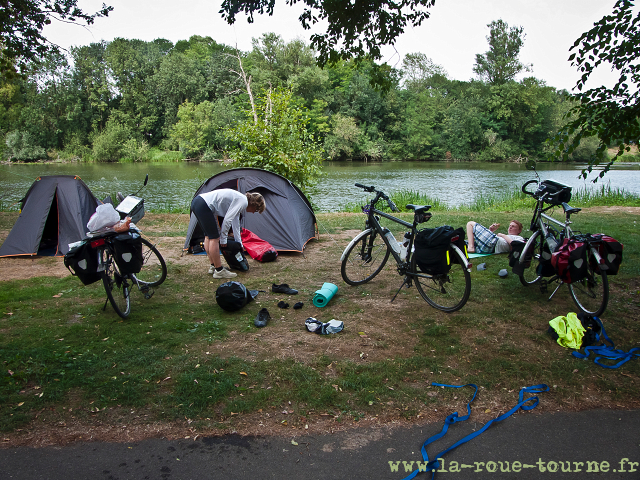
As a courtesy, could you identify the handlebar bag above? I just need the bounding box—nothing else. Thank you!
[64,240,101,285]
[113,232,143,275]
[551,238,588,284]
[589,234,623,275]
[535,180,572,205]
[414,225,455,274]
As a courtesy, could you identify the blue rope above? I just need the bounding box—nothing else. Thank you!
[572,317,640,368]
[401,383,549,480]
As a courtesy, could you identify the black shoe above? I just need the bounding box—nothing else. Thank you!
[293,302,304,310]
[254,308,271,328]
[277,301,290,309]
[272,283,298,295]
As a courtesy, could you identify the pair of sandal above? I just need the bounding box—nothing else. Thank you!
[254,301,304,328]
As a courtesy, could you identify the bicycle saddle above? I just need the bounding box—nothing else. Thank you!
[406,204,432,214]
[562,202,581,214]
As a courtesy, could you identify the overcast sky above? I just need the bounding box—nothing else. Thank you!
[43,0,624,91]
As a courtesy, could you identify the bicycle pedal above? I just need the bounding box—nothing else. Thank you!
[144,291,154,300]
[539,279,548,293]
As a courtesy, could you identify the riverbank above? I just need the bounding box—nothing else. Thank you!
[1,210,638,447]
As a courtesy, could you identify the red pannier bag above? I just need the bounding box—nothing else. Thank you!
[589,234,623,275]
[551,238,588,284]
[240,228,278,262]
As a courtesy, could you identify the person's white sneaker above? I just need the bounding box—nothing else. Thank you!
[213,269,237,279]
[208,265,230,274]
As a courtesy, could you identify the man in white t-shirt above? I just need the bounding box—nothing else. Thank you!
[466,220,524,254]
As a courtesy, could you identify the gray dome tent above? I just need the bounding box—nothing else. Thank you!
[184,168,317,253]
[0,175,99,257]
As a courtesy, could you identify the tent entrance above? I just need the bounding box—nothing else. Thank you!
[38,194,59,255]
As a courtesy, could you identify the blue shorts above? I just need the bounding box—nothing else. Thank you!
[191,196,220,239]
[473,223,499,254]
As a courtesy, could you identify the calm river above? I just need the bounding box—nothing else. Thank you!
[1,161,639,212]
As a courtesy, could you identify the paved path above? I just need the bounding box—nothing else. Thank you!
[1,409,639,479]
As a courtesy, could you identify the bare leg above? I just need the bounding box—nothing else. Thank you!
[466,221,477,253]
[203,236,222,268]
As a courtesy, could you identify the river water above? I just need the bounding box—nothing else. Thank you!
[1,161,639,212]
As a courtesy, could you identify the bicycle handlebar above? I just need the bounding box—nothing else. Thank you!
[355,183,376,193]
[354,183,399,212]
[521,179,539,196]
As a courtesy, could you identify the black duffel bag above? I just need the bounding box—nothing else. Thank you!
[220,239,249,271]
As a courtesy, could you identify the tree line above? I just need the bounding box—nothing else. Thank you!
[1,24,599,167]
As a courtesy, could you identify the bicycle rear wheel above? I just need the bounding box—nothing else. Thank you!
[412,246,471,312]
[568,257,609,316]
[132,237,167,287]
[341,229,390,286]
[102,252,131,319]
[518,231,543,286]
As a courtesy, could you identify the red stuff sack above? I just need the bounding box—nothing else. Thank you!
[589,234,623,275]
[240,228,278,263]
[551,238,588,284]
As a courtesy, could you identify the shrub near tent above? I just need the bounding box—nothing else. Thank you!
[0,176,99,257]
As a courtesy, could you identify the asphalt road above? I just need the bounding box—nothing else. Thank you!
[1,409,639,480]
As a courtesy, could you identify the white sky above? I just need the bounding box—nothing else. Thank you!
[42,0,623,91]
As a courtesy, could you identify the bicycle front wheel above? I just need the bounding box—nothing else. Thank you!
[102,254,131,319]
[518,230,543,286]
[412,246,471,312]
[132,237,167,287]
[341,229,390,286]
[568,258,609,317]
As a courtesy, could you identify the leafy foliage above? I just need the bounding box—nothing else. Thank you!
[551,0,640,179]
[224,87,323,189]
[5,129,46,161]
[473,19,532,85]
[0,0,112,75]
[218,0,435,66]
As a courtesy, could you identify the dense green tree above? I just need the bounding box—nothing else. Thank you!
[552,0,640,177]
[170,98,239,157]
[473,19,531,85]
[219,0,435,66]
[224,87,323,189]
[0,0,112,76]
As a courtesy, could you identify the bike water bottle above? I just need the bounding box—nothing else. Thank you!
[400,232,411,261]
[546,232,558,252]
[382,228,401,255]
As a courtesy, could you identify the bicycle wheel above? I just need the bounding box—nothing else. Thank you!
[568,256,609,316]
[412,246,471,312]
[102,252,131,319]
[132,237,167,287]
[341,229,390,286]
[518,230,543,286]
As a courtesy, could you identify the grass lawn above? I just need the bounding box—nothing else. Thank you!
[0,207,639,446]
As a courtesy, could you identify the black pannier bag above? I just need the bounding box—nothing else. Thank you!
[590,234,623,275]
[220,239,249,271]
[64,240,101,285]
[537,241,556,277]
[414,225,456,274]
[448,227,467,264]
[215,281,258,312]
[508,240,527,269]
[113,232,143,275]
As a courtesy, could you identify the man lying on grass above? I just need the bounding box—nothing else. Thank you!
[466,220,524,254]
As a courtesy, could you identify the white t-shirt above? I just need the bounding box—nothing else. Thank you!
[198,189,248,247]
[495,234,525,254]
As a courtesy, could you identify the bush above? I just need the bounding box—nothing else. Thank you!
[92,120,135,162]
[5,130,47,162]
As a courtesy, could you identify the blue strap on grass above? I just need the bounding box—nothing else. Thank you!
[401,383,549,480]
[572,317,640,368]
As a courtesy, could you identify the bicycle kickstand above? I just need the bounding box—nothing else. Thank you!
[391,276,411,303]
[548,281,564,302]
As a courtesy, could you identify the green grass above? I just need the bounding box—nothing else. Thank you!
[1,208,639,435]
